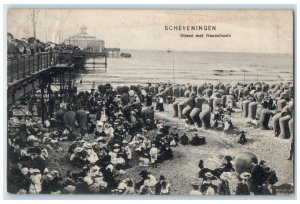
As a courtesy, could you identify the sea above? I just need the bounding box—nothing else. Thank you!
[77,49,293,91]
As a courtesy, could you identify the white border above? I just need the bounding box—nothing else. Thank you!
[1,0,299,203]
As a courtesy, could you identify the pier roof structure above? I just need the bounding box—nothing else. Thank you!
[64,26,105,51]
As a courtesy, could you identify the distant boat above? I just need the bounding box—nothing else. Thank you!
[120,53,131,58]
[167,50,171,52]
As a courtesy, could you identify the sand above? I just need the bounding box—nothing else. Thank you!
[45,100,293,196]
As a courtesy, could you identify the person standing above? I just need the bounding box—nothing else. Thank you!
[251,160,267,195]
[149,144,159,168]
[217,172,231,195]
[236,172,251,195]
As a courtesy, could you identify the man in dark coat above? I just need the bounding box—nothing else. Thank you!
[251,160,267,195]
[154,175,166,195]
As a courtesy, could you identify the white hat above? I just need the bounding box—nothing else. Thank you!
[204,172,214,178]
[220,172,231,180]
[74,147,84,153]
[46,173,54,180]
[84,176,94,185]
[240,172,251,180]
[122,140,128,144]
[83,143,93,149]
[30,168,41,174]
[97,121,103,126]
[129,90,135,96]
[20,167,29,175]
[106,164,114,171]
[27,135,38,142]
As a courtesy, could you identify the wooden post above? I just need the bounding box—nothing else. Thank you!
[28,55,31,75]
[41,86,45,125]
[10,60,14,82]
[23,57,26,77]
[33,54,35,73]
[16,58,19,80]
[59,74,62,90]
[105,54,107,71]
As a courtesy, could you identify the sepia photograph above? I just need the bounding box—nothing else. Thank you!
[6,8,294,197]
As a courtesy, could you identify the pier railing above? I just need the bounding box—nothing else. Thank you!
[7,51,74,83]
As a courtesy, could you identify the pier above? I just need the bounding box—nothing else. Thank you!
[105,48,120,57]
[82,51,108,70]
[7,50,106,124]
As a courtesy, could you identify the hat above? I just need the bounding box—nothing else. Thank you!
[191,179,202,186]
[98,181,108,188]
[240,172,251,180]
[30,168,41,174]
[204,172,213,178]
[46,174,54,180]
[113,143,120,148]
[43,137,51,143]
[89,169,97,176]
[144,178,156,187]
[17,189,27,194]
[122,140,128,144]
[220,172,231,180]
[159,175,165,180]
[32,124,39,128]
[83,143,92,149]
[106,164,113,171]
[27,135,38,142]
[224,155,233,161]
[27,147,42,155]
[7,32,13,39]
[123,178,131,183]
[139,169,149,176]
[53,131,59,136]
[74,147,84,153]
[117,182,127,190]
[84,176,94,185]
[51,170,59,175]
[20,167,29,175]
[97,121,104,126]
[63,185,76,194]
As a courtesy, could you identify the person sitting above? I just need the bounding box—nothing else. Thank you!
[179,133,189,145]
[156,95,164,112]
[190,134,206,146]
[222,156,235,172]
[189,184,202,195]
[70,147,88,168]
[160,180,171,195]
[238,131,247,145]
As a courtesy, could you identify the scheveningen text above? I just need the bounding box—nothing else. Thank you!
[165,25,217,31]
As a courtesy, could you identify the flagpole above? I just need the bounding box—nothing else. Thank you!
[173,59,175,84]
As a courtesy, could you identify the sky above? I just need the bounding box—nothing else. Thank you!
[7,9,294,54]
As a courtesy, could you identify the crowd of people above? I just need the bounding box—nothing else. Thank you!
[7,32,81,59]
[189,156,278,195]
[8,80,287,195]
[8,83,181,195]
